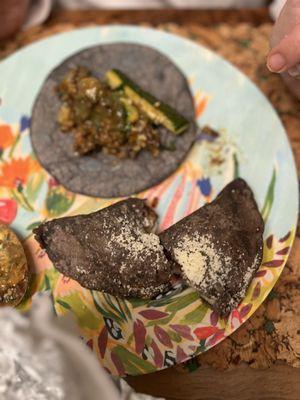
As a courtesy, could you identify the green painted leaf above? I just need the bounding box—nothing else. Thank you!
[92,293,123,324]
[127,333,134,345]
[112,346,156,375]
[46,189,75,217]
[27,221,42,231]
[45,269,61,288]
[147,296,177,308]
[26,173,44,203]
[58,293,100,329]
[56,299,72,310]
[38,270,60,293]
[261,168,276,223]
[115,298,128,321]
[43,274,51,291]
[114,297,133,321]
[197,339,206,353]
[167,330,182,343]
[233,153,239,179]
[180,304,207,325]
[104,293,127,321]
[10,188,34,211]
[166,291,199,312]
[129,298,149,308]
[145,335,152,347]
[147,287,184,308]
[8,132,20,158]
[120,299,132,320]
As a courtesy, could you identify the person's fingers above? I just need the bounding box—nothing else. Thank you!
[288,64,300,78]
[0,0,29,40]
[270,0,300,48]
[282,71,300,97]
[267,24,300,73]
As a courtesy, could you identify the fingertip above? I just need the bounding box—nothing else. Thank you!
[267,52,287,73]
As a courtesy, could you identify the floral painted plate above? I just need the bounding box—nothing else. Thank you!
[0,26,298,377]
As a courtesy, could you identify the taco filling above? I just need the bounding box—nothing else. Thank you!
[57,67,188,159]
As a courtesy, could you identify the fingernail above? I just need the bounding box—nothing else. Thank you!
[267,53,286,72]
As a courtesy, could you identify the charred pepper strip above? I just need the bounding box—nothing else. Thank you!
[106,69,189,135]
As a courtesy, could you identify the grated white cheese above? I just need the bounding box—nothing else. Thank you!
[173,234,223,285]
[108,221,162,262]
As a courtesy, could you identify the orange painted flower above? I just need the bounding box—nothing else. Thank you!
[195,96,208,118]
[0,156,39,189]
[194,90,210,119]
[0,125,14,149]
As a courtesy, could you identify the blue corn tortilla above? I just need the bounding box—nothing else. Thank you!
[30,43,196,198]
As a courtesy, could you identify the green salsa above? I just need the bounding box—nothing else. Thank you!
[57,67,160,158]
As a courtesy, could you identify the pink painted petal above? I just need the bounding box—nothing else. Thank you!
[240,304,252,319]
[251,282,261,300]
[255,269,267,277]
[133,319,146,354]
[154,326,173,348]
[262,259,284,268]
[150,340,164,368]
[266,235,273,249]
[279,231,291,243]
[170,324,194,341]
[98,326,108,358]
[160,175,186,230]
[210,311,219,326]
[139,310,169,320]
[176,346,188,363]
[276,247,290,256]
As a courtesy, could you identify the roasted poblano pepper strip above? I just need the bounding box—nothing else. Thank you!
[106,69,189,135]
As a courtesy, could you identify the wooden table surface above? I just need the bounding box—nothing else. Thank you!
[46,8,271,26]
[1,8,299,400]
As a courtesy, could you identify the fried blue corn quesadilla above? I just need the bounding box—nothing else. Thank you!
[34,179,264,316]
[160,179,264,316]
[34,199,174,298]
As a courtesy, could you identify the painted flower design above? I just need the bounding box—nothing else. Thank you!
[0,198,18,224]
[197,177,212,196]
[0,125,14,154]
[45,179,75,218]
[194,90,209,118]
[104,317,123,340]
[20,116,30,132]
[0,156,39,189]
[0,156,40,211]
[164,350,176,367]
